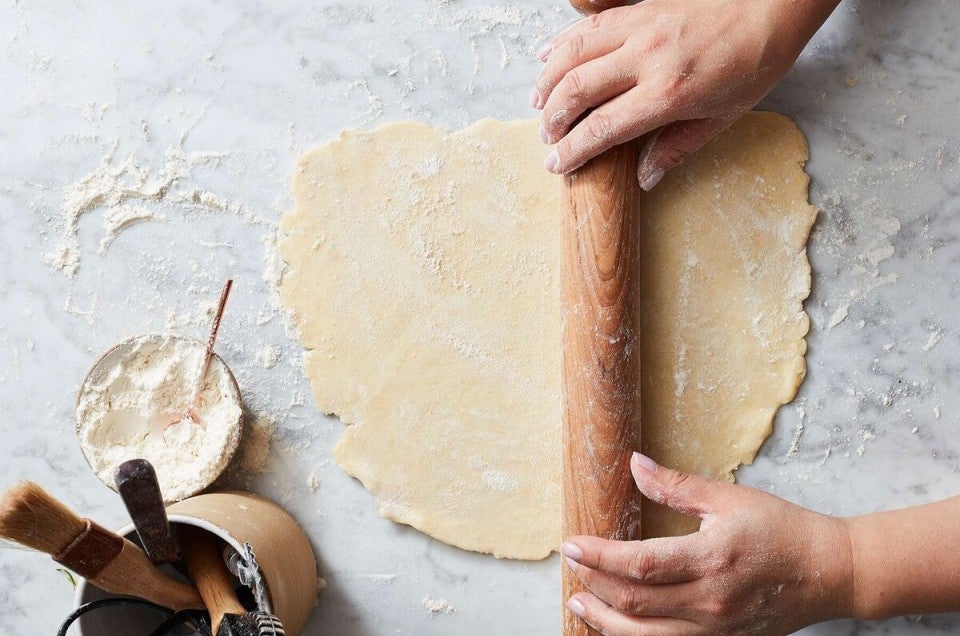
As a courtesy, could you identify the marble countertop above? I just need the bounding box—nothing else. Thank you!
[1,1,958,634]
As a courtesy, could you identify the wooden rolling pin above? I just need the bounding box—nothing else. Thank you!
[561,1,644,634]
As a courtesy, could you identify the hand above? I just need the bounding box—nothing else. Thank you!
[533,0,839,189]
[562,453,854,635]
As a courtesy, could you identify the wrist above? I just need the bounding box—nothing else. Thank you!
[804,513,856,624]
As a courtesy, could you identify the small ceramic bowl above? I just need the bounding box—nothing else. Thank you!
[75,333,243,502]
[74,491,318,636]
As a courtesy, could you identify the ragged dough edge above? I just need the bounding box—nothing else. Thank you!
[279,117,559,560]
[717,112,818,481]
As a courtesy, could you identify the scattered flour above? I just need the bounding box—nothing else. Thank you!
[423,595,457,616]
[827,304,849,330]
[786,399,807,458]
[76,333,242,503]
[922,328,943,352]
[256,344,282,369]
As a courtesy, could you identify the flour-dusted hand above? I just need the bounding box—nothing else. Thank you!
[562,453,854,635]
[533,0,839,189]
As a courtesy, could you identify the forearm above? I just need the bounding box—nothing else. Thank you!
[844,495,960,620]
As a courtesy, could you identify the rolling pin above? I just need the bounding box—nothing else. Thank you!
[561,1,644,634]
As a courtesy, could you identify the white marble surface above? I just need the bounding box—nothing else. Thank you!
[0,1,958,634]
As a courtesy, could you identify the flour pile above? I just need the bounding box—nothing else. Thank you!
[76,333,242,503]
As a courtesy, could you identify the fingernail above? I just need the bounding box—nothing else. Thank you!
[529,88,540,109]
[544,150,560,173]
[567,597,586,617]
[639,167,664,192]
[537,44,553,61]
[632,452,658,473]
[565,556,579,570]
[539,125,550,144]
[560,541,583,561]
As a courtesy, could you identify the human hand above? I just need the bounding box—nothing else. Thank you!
[533,0,839,189]
[562,453,853,635]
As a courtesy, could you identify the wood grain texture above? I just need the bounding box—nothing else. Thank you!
[180,525,246,632]
[93,539,204,611]
[0,480,202,611]
[561,139,643,634]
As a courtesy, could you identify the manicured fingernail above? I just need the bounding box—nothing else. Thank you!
[639,167,664,192]
[539,125,550,144]
[537,44,553,61]
[632,452,658,472]
[567,597,586,617]
[529,88,540,109]
[544,150,560,173]
[560,541,583,561]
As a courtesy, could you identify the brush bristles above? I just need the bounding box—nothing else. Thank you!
[0,481,87,555]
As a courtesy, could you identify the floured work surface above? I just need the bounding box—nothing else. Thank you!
[279,112,816,559]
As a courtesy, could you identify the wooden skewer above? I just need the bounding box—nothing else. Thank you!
[561,2,643,635]
[0,481,202,611]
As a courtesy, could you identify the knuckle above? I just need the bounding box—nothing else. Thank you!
[627,548,657,582]
[616,587,645,614]
[585,13,603,29]
[585,111,614,142]
[567,34,587,63]
[706,597,732,620]
[563,69,587,103]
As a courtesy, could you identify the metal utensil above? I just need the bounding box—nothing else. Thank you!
[115,458,178,565]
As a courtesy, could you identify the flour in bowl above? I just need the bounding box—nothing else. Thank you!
[76,333,243,503]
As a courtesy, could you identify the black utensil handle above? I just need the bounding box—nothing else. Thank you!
[115,458,178,565]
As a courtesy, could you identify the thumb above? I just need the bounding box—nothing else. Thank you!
[630,452,724,518]
[636,117,736,191]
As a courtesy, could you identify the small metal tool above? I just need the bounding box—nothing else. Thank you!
[115,458,178,565]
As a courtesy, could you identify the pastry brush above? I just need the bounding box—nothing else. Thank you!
[0,480,202,611]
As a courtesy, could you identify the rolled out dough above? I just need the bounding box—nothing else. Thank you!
[279,112,816,559]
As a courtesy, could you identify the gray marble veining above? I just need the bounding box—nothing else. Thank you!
[0,1,958,634]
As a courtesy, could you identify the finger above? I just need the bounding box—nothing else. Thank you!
[565,558,698,617]
[540,53,634,142]
[562,535,703,583]
[534,30,625,110]
[545,87,670,174]
[637,117,737,190]
[631,452,725,518]
[540,12,608,61]
[567,592,700,636]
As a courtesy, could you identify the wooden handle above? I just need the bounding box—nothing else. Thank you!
[180,525,246,633]
[0,480,201,611]
[93,538,204,611]
[561,1,643,631]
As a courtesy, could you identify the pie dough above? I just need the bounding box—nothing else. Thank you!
[279,112,816,559]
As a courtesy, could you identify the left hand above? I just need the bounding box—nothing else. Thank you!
[562,452,854,636]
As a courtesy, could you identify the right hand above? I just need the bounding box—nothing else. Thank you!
[533,0,839,189]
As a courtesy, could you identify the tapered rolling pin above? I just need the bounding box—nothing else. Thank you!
[562,1,643,634]
[0,480,203,611]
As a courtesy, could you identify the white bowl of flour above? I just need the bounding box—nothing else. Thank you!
[76,333,243,503]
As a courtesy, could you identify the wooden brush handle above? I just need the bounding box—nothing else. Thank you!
[561,3,642,635]
[89,536,204,611]
[180,525,246,633]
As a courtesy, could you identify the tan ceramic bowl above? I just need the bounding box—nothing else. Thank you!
[74,491,318,636]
